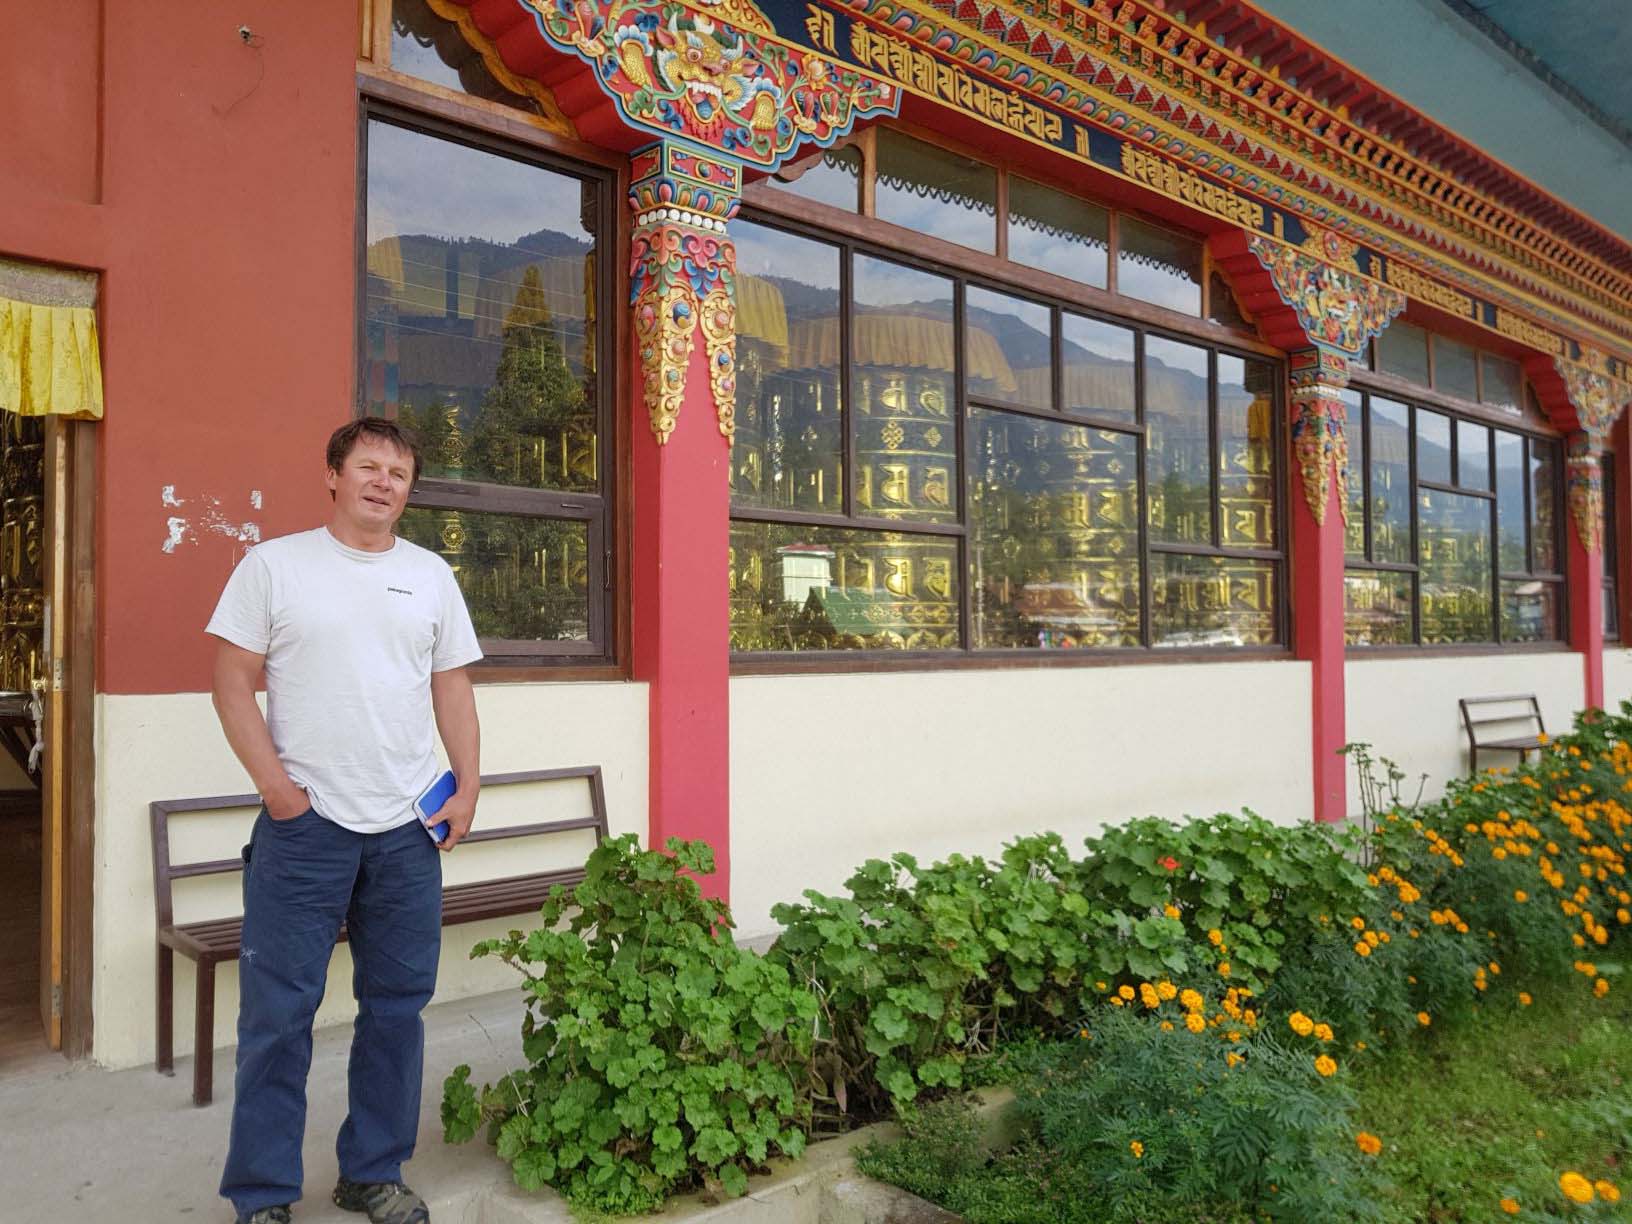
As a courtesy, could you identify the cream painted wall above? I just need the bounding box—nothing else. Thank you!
[729,661,1312,938]
[1605,647,1632,712]
[93,682,647,1070]
[1345,652,1583,809]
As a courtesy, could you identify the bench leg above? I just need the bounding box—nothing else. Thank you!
[155,944,173,1076]
[193,959,216,1108]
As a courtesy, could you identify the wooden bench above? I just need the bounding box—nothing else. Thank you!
[1459,694,1546,774]
[150,766,607,1106]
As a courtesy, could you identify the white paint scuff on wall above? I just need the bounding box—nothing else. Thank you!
[159,487,262,555]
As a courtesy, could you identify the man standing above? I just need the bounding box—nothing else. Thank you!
[208,418,482,1224]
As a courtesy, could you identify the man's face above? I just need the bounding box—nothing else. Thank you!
[326,434,414,532]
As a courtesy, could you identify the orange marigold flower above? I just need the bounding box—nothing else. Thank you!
[1515,890,1528,903]
[1519,992,1533,1006]
[1595,977,1610,998]
[1208,928,1224,946]
[1185,1012,1206,1034]
[1351,916,1366,930]
[1313,1023,1334,1042]
[1157,981,1177,1001]
[1130,1140,1144,1159]
[1118,985,1136,1001]
[1314,1055,1337,1077]
[1595,1180,1620,1204]
[1218,962,1231,977]
[1499,1196,1520,1215]
[1559,1171,1594,1204]
[1163,904,1181,920]
[1355,1131,1382,1156]
[1355,942,1372,958]
[1288,1011,1315,1037]
[1417,1011,1431,1027]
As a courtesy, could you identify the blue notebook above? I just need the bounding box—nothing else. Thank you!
[414,770,458,843]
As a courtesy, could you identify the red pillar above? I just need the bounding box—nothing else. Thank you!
[627,142,741,899]
[1565,433,1606,709]
[1288,348,1352,823]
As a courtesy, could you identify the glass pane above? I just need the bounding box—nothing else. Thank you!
[1495,430,1526,572]
[1416,409,1451,485]
[1060,314,1136,422]
[1607,582,1620,640]
[1208,271,1251,331]
[852,256,959,523]
[391,0,545,115]
[1343,390,1365,558]
[1370,397,1411,565]
[1145,337,1212,545]
[1481,355,1522,411]
[1117,216,1201,314]
[1434,337,1479,400]
[874,129,996,254]
[1457,420,1490,490]
[728,521,959,651]
[730,221,843,513]
[398,508,589,642]
[1501,579,1560,643]
[966,286,1052,411]
[1344,569,1413,646]
[1150,554,1277,647]
[969,411,1140,649]
[1418,488,1494,643]
[1377,320,1429,385]
[1007,176,1108,289]
[1531,440,1559,572]
[365,121,598,493]
[772,146,861,211]
[1217,355,1276,549]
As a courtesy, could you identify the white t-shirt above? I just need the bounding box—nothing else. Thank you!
[206,527,482,834]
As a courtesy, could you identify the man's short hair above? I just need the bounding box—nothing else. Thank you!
[326,417,422,485]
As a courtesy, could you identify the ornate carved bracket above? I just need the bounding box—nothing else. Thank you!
[1288,347,1352,528]
[630,142,740,444]
[1552,356,1632,553]
[1246,229,1406,361]
[524,0,897,167]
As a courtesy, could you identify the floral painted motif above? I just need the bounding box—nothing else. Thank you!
[1288,347,1352,526]
[527,0,897,166]
[1555,358,1630,447]
[1247,231,1404,360]
[1566,433,1604,556]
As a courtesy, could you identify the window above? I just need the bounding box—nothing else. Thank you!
[1373,319,1527,413]
[1343,389,1563,646]
[728,215,1283,656]
[359,111,614,662]
[389,0,549,117]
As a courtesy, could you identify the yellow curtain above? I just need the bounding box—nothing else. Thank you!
[0,257,103,419]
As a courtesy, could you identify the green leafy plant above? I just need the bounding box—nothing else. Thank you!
[441,835,817,1212]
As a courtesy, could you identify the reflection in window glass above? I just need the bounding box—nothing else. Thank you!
[1060,314,1136,422]
[1495,430,1526,572]
[1417,409,1451,485]
[1377,320,1429,385]
[1344,390,1365,558]
[1151,554,1276,647]
[969,411,1139,648]
[1500,579,1559,643]
[391,0,545,115]
[728,521,958,651]
[1532,440,1559,571]
[1007,176,1108,288]
[1144,337,1211,545]
[1482,355,1522,411]
[1457,420,1490,490]
[1435,338,1479,401]
[1344,569,1413,645]
[365,120,598,493]
[1208,271,1252,331]
[1370,398,1412,565]
[399,509,589,642]
[853,256,959,523]
[874,129,996,254]
[1217,355,1276,549]
[729,221,843,513]
[967,286,1052,411]
[772,145,861,211]
[1117,216,1202,314]
[1419,488,1493,642]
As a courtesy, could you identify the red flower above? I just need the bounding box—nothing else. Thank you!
[1160,856,1180,872]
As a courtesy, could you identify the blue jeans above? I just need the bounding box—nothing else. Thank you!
[220,809,442,1216]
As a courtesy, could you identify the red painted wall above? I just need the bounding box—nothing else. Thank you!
[0,2,360,694]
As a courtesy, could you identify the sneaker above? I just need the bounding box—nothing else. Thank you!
[332,1178,429,1224]
[236,1209,292,1224]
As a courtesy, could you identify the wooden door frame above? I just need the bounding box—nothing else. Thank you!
[40,416,96,1057]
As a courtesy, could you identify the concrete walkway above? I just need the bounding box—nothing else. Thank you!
[0,988,550,1223]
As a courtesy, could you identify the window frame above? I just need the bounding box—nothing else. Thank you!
[355,95,622,669]
[727,207,1288,670]
[1343,371,1568,652]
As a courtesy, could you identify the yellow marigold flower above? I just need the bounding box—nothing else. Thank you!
[1499,1196,1520,1215]
[1180,988,1203,1013]
[1226,1051,1243,1068]
[1379,931,1392,944]
[1391,910,1405,922]
[1355,942,1372,957]
[1110,997,1124,1007]
[1208,928,1224,946]
[1159,1020,1174,1031]
[1163,904,1181,920]
[1185,1012,1206,1034]
[1417,1011,1431,1026]
[1355,1131,1382,1156]
[1595,977,1610,998]
[1515,890,1528,903]
[1314,1055,1337,1078]
[1078,1028,1090,1039]
[1313,1023,1334,1042]
[1519,992,1533,1006]
[1559,1171,1594,1204]
[1354,1040,1367,1051]
[1157,981,1177,1001]
[1351,916,1366,930]
[1140,983,1160,1009]
[1218,961,1231,977]
[1494,848,1508,860]
[1118,985,1135,1001]
[1129,1140,1143,1159]
[1364,930,1381,947]
[1095,981,1108,991]
[1620,909,1630,924]
[1595,1180,1620,1204]
[1289,1011,1315,1037]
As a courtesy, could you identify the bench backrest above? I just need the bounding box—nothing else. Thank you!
[1458,694,1544,748]
[150,765,608,930]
